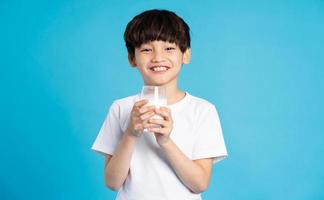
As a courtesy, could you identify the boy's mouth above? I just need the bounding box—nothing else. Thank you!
[149,66,170,72]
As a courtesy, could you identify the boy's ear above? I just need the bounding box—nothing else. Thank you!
[182,48,191,64]
[128,53,137,67]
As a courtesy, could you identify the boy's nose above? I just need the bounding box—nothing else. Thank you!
[151,51,164,62]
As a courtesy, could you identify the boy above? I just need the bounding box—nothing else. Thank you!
[92,9,228,200]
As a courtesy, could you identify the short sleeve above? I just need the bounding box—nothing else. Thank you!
[91,102,124,156]
[192,105,228,164]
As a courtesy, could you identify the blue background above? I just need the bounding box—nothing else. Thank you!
[1,0,323,199]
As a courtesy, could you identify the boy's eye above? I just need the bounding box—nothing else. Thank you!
[140,48,152,52]
[166,47,176,51]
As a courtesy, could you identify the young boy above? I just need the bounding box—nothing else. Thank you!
[92,9,228,200]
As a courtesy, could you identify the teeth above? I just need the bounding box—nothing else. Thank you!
[152,66,167,72]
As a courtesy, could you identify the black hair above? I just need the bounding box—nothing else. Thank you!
[124,9,191,59]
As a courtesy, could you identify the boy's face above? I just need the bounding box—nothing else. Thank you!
[129,40,190,87]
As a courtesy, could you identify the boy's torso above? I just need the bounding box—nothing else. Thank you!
[113,92,211,200]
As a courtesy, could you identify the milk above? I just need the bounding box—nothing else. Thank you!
[140,86,167,132]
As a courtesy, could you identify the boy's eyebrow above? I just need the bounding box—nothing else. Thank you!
[166,43,177,46]
[139,43,152,48]
[137,41,178,49]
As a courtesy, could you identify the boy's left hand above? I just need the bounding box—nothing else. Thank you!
[147,107,173,146]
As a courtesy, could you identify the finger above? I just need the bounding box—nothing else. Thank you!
[155,108,171,121]
[139,111,156,121]
[143,123,152,129]
[148,119,168,127]
[160,106,171,113]
[139,105,156,114]
[134,99,149,108]
[148,126,168,134]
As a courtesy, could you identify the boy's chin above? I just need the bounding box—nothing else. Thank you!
[144,78,176,87]
[143,80,162,86]
[144,82,165,86]
[144,76,177,87]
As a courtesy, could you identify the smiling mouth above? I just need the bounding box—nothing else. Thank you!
[150,66,170,72]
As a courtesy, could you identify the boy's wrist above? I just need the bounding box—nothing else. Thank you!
[126,128,142,138]
[159,138,172,149]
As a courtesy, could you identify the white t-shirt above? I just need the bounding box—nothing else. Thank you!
[92,92,228,200]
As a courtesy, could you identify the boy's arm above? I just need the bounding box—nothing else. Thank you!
[104,100,156,191]
[104,131,138,191]
[160,139,213,194]
[148,107,213,194]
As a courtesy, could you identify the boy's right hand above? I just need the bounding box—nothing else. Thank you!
[126,99,156,137]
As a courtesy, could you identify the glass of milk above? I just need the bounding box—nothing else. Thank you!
[140,85,167,131]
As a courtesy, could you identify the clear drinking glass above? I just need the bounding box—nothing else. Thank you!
[140,85,167,131]
[140,86,167,109]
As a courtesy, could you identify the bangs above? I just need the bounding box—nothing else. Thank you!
[130,13,181,47]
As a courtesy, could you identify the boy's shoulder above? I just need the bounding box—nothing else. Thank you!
[110,94,139,109]
[114,94,138,103]
[187,93,216,109]
[185,93,220,119]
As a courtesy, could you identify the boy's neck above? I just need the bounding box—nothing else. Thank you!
[164,85,186,105]
[144,78,185,105]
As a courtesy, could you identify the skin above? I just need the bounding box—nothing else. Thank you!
[104,40,214,194]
